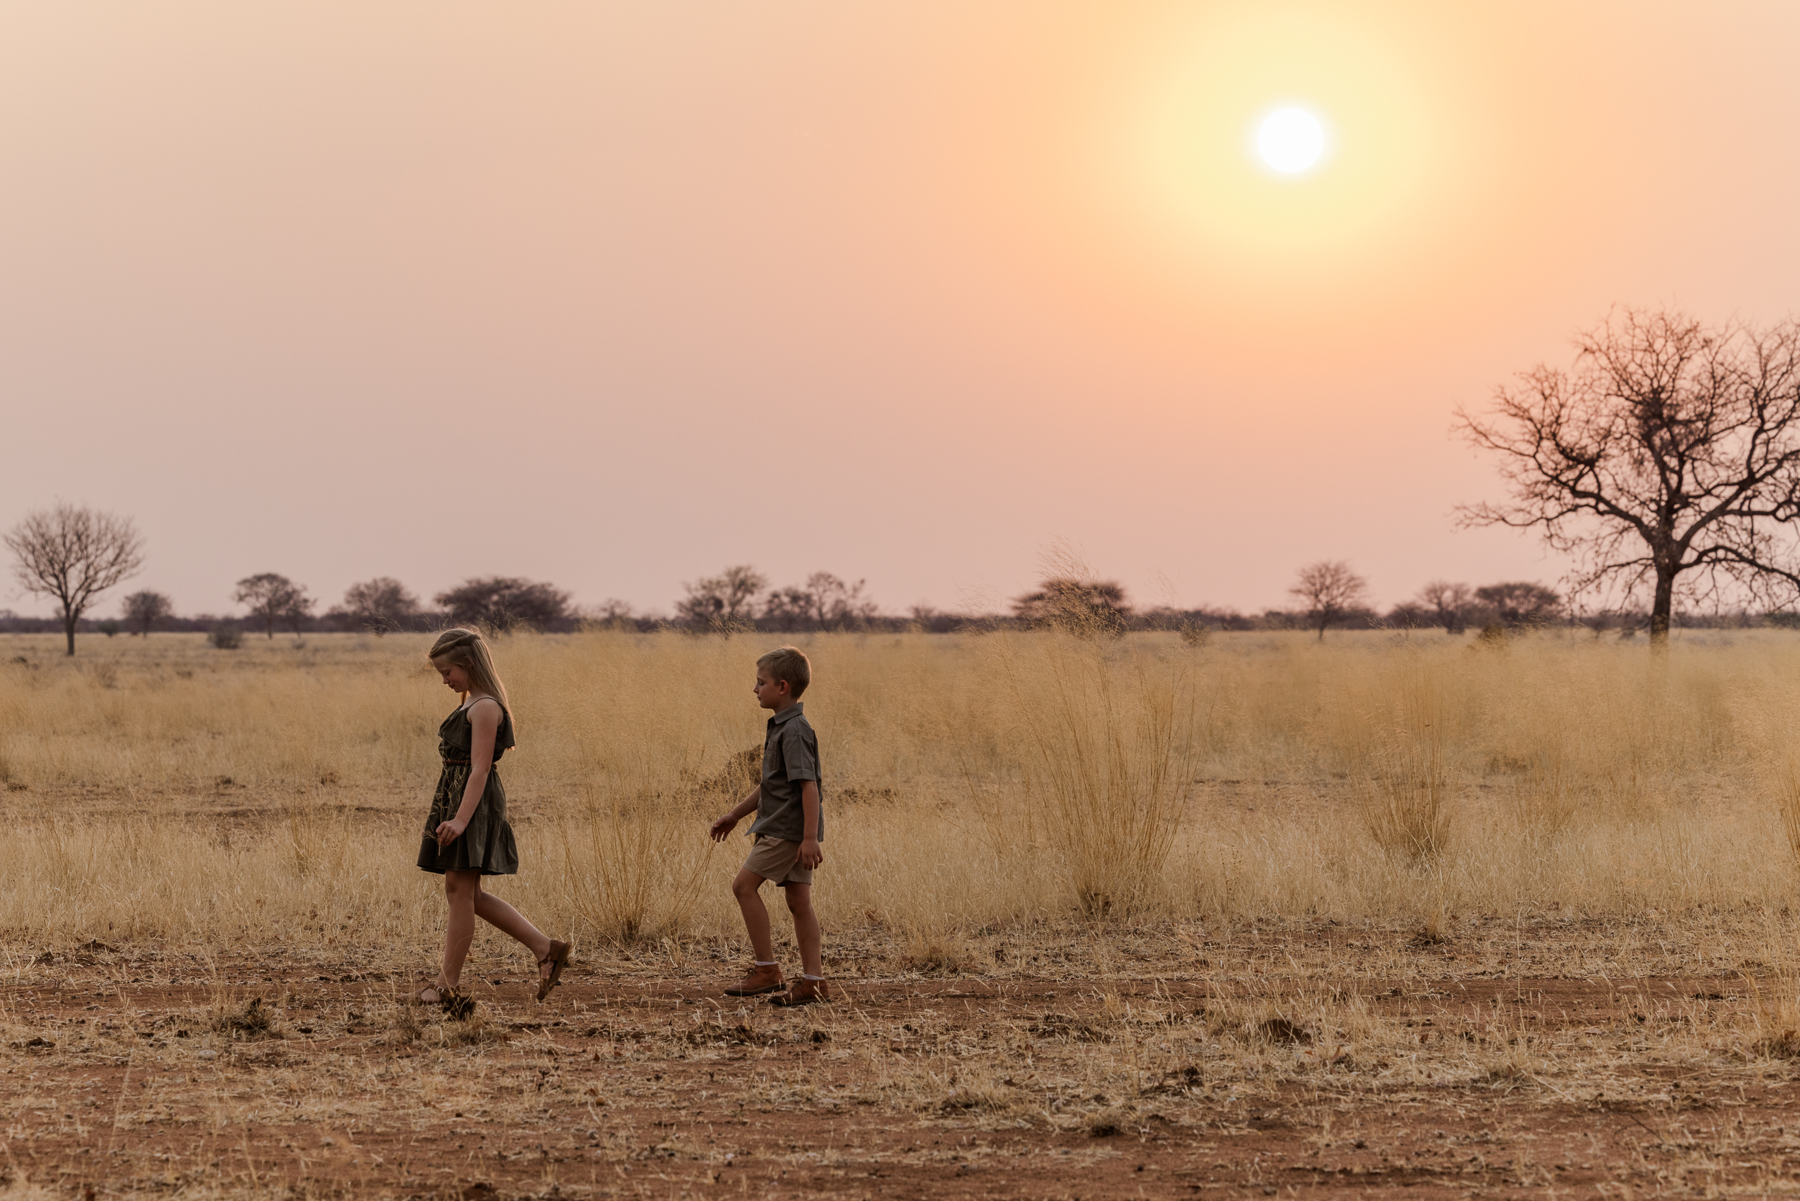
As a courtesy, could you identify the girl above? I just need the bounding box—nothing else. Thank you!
[416,628,570,1010]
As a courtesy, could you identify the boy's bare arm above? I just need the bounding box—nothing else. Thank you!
[708,786,760,842]
[797,781,822,868]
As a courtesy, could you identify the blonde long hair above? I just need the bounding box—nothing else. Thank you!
[428,628,512,717]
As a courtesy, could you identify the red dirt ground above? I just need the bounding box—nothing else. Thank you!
[6,923,1800,1198]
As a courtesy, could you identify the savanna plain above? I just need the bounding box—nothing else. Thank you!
[8,628,1800,1199]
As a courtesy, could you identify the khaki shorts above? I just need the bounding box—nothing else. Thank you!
[743,835,814,886]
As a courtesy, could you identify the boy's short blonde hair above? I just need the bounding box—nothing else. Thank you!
[757,645,811,698]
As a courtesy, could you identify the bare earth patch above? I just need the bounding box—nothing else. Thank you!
[6,915,1800,1198]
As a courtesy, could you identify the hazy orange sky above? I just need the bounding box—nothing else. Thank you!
[4,2,1800,619]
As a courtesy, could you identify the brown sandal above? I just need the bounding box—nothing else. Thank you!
[536,940,572,1002]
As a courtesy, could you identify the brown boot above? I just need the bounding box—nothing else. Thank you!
[724,963,784,996]
[769,977,830,1007]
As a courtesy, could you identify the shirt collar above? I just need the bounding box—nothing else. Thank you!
[769,702,805,725]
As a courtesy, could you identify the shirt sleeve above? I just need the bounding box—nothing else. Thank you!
[782,724,819,783]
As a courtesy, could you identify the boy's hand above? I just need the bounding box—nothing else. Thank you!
[708,814,739,842]
[798,837,822,869]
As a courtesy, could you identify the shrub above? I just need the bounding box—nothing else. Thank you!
[208,622,243,650]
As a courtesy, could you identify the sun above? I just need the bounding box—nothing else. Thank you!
[1101,8,1441,272]
[1255,106,1326,174]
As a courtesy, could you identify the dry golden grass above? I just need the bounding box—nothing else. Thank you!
[0,626,1798,953]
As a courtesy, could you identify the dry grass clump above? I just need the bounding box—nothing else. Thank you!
[984,630,1198,916]
[1739,683,1800,865]
[897,931,980,976]
[1343,652,1457,864]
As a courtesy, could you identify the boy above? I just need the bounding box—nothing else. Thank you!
[708,646,827,1005]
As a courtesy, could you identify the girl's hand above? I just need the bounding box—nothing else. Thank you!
[436,818,468,848]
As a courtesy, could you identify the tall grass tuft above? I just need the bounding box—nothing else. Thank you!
[1743,686,1800,867]
[991,630,1195,917]
[557,786,714,944]
[1346,655,1456,864]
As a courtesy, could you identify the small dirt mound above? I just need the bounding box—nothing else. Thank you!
[1258,1017,1312,1045]
[215,997,274,1038]
[899,939,977,975]
[1086,1107,1128,1137]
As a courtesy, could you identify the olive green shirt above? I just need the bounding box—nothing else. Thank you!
[749,702,823,843]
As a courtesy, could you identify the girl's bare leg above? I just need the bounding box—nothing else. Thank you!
[438,869,480,990]
[472,879,554,980]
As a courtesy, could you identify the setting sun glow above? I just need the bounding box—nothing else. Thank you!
[1099,7,1444,283]
[1255,106,1326,174]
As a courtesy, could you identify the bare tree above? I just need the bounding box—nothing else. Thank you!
[802,572,879,631]
[5,503,145,655]
[1289,561,1369,640]
[1458,309,1800,643]
[234,573,314,639]
[676,565,766,631]
[122,589,173,637]
[1416,581,1476,634]
[340,577,419,635]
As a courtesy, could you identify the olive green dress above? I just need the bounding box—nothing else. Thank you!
[417,698,520,876]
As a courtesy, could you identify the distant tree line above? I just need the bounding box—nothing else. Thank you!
[0,545,1792,648]
[11,493,1800,655]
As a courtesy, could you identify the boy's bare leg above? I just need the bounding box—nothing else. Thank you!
[784,883,823,978]
[732,868,776,962]
[471,879,553,978]
[439,870,480,989]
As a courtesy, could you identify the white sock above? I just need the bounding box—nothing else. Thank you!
[801,974,824,981]
[754,960,777,967]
